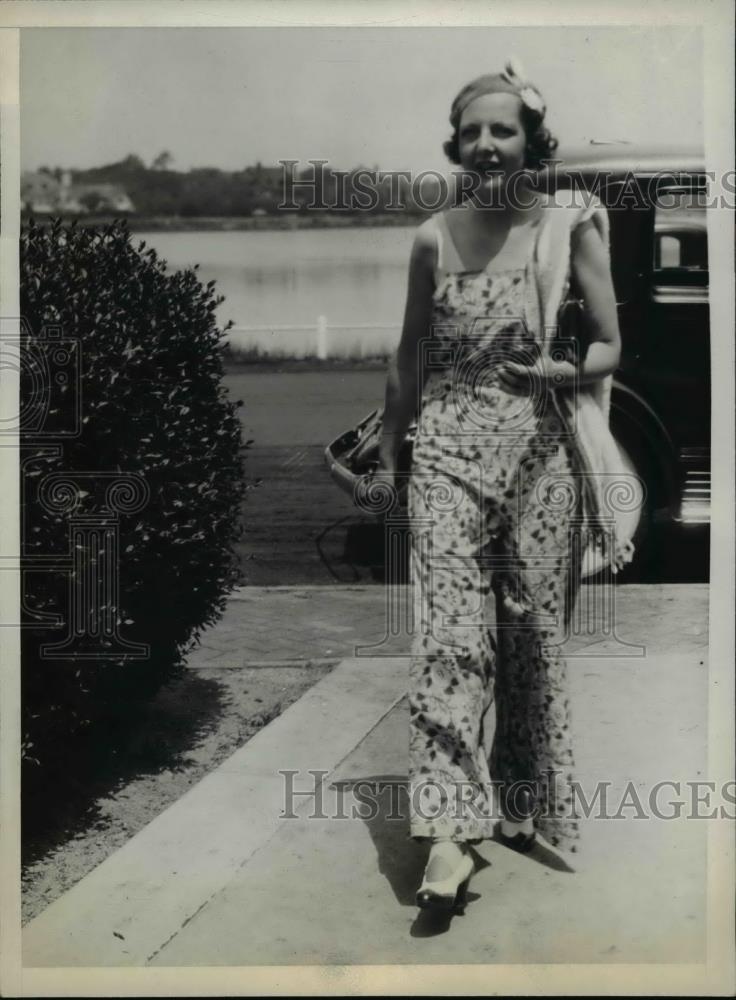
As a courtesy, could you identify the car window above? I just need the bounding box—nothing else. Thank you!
[653,193,708,287]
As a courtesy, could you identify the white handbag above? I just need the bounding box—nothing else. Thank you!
[531,194,643,576]
[554,379,640,576]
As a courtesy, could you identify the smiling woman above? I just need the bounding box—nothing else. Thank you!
[374,58,630,914]
[443,64,557,175]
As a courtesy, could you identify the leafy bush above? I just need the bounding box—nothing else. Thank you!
[20,217,249,767]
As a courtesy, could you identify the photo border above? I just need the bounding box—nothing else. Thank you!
[1,1,733,995]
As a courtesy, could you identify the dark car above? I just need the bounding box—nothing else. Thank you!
[325,144,710,577]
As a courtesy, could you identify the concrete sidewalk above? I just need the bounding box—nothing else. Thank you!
[23,584,711,968]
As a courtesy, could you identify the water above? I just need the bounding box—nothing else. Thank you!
[136,227,416,357]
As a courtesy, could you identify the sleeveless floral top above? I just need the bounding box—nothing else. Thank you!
[416,210,548,442]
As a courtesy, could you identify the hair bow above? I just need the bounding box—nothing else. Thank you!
[500,56,546,115]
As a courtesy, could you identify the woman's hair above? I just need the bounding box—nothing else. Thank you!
[443,102,558,171]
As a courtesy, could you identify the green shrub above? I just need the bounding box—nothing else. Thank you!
[20,217,249,767]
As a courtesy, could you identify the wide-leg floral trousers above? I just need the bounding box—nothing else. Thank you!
[407,402,583,853]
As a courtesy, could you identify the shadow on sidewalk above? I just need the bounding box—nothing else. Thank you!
[330,773,577,935]
[329,775,420,906]
[330,774,479,937]
[330,774,573,938]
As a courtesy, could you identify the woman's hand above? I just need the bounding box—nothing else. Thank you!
[359,457,403,515]
[372,457,397,490]
[496,356,577,396]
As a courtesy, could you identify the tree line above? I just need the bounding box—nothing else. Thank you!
[34,153,439,218]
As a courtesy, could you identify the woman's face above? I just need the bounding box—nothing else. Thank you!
[457,92,527,193]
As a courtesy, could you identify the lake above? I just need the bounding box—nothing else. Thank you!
[136,227,416,358]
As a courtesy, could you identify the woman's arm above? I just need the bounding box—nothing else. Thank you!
[497,216,622,395]
[567,216,622,384]
[377,221,436,472]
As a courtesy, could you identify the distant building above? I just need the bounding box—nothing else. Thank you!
[66,179,136,214]
[21,170,136,214]
[57,171,86,214]
[21,171,61,213]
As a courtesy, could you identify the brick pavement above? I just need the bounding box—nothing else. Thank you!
[187,583,709,668]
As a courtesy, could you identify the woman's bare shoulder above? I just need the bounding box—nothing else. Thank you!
[410,216,440,268]
[414,214,440,245]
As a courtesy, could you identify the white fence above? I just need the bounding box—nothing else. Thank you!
[224,317,401,360]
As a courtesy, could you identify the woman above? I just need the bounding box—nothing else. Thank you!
[376,60,624,911]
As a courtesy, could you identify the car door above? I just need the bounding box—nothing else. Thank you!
[604,175,710,514]
[644,185,710,453]
[601,175,658,387]
[645,183,710,522]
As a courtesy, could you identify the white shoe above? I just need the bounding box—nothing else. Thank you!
[416,844,474,911]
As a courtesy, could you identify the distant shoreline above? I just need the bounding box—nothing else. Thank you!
[223,355,389,374]
[21,212,426,233]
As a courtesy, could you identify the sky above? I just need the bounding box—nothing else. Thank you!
[20,26,704,174]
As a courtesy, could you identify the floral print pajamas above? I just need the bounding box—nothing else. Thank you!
[407,224,582,852]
